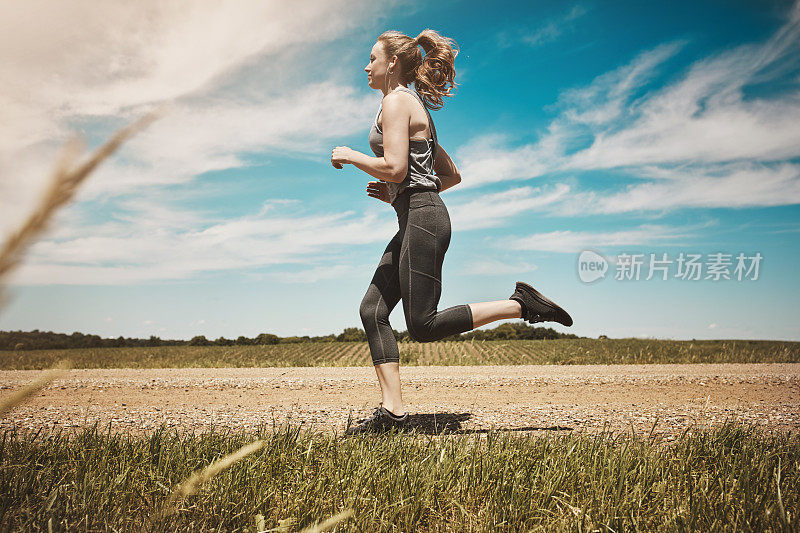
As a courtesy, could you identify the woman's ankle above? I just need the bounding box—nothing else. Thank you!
[382,402,405,416]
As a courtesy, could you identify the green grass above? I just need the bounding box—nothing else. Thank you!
[1,338,798,370]
[0,420,797,531]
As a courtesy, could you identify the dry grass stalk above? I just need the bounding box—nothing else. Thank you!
[298,509,355,533]
[0,359,72,418]
[164,439,266,516]
[0,108,165,310]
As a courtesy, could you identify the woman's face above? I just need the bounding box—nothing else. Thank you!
[365,41,393,90]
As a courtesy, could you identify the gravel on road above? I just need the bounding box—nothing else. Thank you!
[1,363,798,439]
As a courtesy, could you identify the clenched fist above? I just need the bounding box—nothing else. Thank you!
[331,146,355,169]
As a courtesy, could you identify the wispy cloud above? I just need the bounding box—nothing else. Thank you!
[500,224,697,253]
[460,1,800,214]
[269,264,359,283]
[448,184,570,229]
[10,181,572,285]
[9,201,398,285]
[565,11,800,169]
[557,162,800,215]
[78,81,377,199]
[554,40,687,130]
[496,4,590,49]
[522,5,589,47]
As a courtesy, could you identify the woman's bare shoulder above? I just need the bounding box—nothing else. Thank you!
[379,91,414,121]
[378,91,417,129]
[381,90,415,108]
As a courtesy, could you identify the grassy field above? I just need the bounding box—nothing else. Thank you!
[0,420,796,531]
[1,338,798,370]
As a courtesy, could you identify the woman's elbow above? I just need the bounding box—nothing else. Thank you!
[446,173,461,186]
[389,165,407,182]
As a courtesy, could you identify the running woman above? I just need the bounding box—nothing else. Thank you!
[331,29,573,435]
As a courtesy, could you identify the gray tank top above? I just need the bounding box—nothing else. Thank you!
[368,86,441,205]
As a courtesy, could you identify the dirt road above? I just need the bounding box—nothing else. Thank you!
[2,364,798,438]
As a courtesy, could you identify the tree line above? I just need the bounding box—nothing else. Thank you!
[1,323,581,350]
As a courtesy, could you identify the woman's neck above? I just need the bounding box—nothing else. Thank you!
[382,79,408,96]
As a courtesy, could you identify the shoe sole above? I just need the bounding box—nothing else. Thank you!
[345,424,408,436]
[516,281,573,327]
[346,411,409,435]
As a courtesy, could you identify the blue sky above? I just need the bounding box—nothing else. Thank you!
[1,0,798,341]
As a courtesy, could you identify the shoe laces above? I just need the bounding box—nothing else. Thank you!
[357,405,384,425]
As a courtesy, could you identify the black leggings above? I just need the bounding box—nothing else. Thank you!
[359,188,474,365]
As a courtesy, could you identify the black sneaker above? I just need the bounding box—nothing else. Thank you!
[510,281,573,327]
[345,404,408,435]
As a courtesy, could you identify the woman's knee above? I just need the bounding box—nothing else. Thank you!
[359,290,387,328]
[359,294,375,326]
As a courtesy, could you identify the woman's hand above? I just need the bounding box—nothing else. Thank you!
[331,146,356,169]
[366,180,391,203]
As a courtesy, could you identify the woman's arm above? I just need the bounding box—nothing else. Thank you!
[332,93,409,183]
[433,143,461,192]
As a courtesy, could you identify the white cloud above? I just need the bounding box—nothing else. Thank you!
[10,181,571,284]
[448,183,570,229]
[496,4,590,49]
[7,200,398,285]
[0,0,382,150]
[0,0,389,233]
[454,40,686,191]
[77,81,377,199]
[454,128,569,189]
[533,5,588,45]
[556,162,800,215]
[7,181,572,285]
[269,264,359,283]
[556,41,686,129]
[501,224,694,253]
[458,1,800,213]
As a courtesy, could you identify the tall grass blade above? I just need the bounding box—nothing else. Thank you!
[299,508,354,533]
[0,358,71,417]
[0,108,165,311]
[164,439,265,516]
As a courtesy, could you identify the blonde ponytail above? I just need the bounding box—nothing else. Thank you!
[377,28,459,110]
[413,29,459,110]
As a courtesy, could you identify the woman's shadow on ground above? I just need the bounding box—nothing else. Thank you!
[406,412,572,435]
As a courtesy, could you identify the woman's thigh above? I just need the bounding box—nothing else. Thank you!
[362,227,403,313]
[399,192,451,316]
